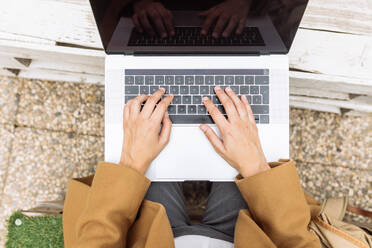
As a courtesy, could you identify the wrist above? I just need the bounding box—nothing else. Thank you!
[119,158,149,175]
[240,162,270,178]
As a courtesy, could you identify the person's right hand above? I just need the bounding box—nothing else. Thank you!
[200,86,270,178]
[132,0,174,38]
[120,89,173,175]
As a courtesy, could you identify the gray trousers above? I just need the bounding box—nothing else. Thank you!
[144,182,248,243]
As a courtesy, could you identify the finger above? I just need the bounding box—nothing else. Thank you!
[222,16,239,37]
[225,87,248,119]
[200,124,225,154]
[156,7,175,36]
[201,10,220,35]
[159,111,172,147]
[214,86,239,119]
[141,88,166,118]
[139,12,155,36]
[148,8,167,38]
[198,7,215,17]
[236,17,246,35]
[129,94,149,117]
[212,14,230,38]
[202,96,228,130]
[151,94,174,124]
[132,14,143,33]
[123,103,130,127]
[241,95,256,124]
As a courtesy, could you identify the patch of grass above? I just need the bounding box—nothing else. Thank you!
[6,212,64,248]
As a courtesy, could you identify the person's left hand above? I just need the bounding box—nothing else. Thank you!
[120,89,174,175]
[199,0,251,38]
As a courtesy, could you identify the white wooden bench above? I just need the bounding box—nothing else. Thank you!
[0,0,371,115]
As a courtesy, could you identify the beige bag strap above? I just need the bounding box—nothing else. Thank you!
[321,197,349,221]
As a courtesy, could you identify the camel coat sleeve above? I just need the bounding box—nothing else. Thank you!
[234,160,321,248]
[72,162,150,248]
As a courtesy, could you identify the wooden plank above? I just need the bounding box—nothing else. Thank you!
[290,100,341,114]
[345,110,372,117]
[0,39,104,67]
[290,86,350,100]
[301,0,372,36]
[290,95,372,113]
[0,68,17,77]
[0,0,102,49]
[290,29,372,81]
[17,68,104,84]
[0,56,28,69]
[290,71,372,96]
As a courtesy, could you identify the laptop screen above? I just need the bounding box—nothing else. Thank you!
[90,0,308,54]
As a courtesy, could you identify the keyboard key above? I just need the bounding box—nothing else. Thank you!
[198,105,207,114]
[185,76,194,85]
[210,86,216,94]
[253,95,261,104]
[173,95,181,104]
[245,95,252,104]
[150,86,159,94]
[200,86,209,94]
[170,86,179,94]
[165,76,174,85]
[188,105,197,114]
[169,115,213,124]
[145,76,154,85]
[254,115,259,123]
[245,76,254,84]
[260,115,269,123]
[240,86,249,94]
[212,96,220,104]
[178,105,186,114]
[182,96,191,104]
[162,86,169,94]
[135,76,144,85]
[235,76,244,85]
[180,86,189,94]
[251,105,269,114]
[193,96,202,104]
[125,76,134,85]
[125,86,139,94]
[215,76,224,85]
[255,76,269,85]
[205,76,214,85]
[195,76,204,85]
[190,86,199,94]
[230,86,239,94]
[168,105,177,114]
[175,76,184,85]
[260,86,269,104]
[140,86,149,94]
[250,86,259,94]
[125,95,136,103]
[155,76,164,84]
[225,76,234,85]
[217,105,226,114]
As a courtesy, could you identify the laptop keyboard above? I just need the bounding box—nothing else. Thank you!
[128,27,265,46]
[124,69,270,124]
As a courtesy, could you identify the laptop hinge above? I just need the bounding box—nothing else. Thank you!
[130,51,262,56]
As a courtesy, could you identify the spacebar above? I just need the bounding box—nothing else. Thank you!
[169,115,214,124]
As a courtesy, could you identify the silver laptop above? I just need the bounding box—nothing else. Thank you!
[89,0,308,181]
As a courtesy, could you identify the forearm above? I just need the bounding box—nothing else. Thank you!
[235,160,321,248]
[74,162,150,248]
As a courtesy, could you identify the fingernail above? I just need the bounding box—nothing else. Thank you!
[160,87,165,92]
[226,87,232,92]
[202,97,209,102]
[242,95,247,100]
[200,125,207,132]
[171,31,175,36]
[162,33,167,38]
[201,30,206,35]
[212,33,217,38]
[215,86,221,91]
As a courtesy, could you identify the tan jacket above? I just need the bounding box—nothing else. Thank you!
[63,160,322,248]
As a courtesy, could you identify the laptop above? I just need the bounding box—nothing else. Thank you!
[89,0,308,181]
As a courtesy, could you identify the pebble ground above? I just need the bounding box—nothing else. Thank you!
[0,76,371,246]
